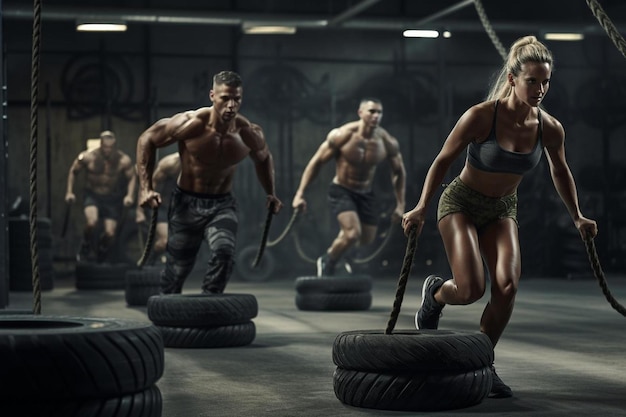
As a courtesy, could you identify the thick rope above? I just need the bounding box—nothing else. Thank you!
[584,236,626,317]
[290,210,395,265]
[60,202,71,238]
[472,0,507,61]
[586,0,626,60]
[29,0,43,315]
[137,206,158,268]
[252,203,275,268]
[137,218,145,252]
[579,1,626,316]
[385,226,417,335]
[267,208,300,247]
[292,232,317,264]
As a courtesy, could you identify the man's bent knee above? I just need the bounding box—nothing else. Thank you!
[342,228,361,246]
[203,248,235,294]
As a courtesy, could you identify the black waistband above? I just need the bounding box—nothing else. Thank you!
[175,185,231,199]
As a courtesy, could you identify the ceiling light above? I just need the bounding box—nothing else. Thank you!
[544,33,584,41]
[403,30,439,38]
[76,22,127,32]
[242,24,297,35]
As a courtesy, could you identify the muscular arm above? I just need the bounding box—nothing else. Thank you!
[136,119,170,202]
[384,134,406,221]
[543,120,582,222]
[242,124,283,213]
[122,155,136,207]
[136,111,205,207]
[422,109,483,207]
[152,162,167,193]
[292,128,342,209]
[403,106,485,235]
[65,152,86,203]
[152,154,179,192]
[544,117,597,239]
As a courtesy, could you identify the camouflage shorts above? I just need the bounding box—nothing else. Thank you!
[437,177,518,231]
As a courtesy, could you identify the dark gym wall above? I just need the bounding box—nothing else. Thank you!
[3,7,626,278]
[0,0,7,307]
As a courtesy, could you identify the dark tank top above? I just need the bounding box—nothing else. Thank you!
[467,100,543,175]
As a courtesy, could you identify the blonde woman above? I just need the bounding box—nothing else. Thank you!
[402,36,597,398]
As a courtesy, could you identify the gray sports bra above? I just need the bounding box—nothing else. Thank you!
[467,100,543,175]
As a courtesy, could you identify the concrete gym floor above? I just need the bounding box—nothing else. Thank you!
[4,267,626,417]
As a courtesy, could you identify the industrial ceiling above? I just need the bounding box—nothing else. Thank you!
[2,0,625,36]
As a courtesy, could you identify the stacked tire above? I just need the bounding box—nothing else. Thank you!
[75,262,132,290]
[0,315,165,416]
[332,329,494,411]
[147,294,258,348]
[125,266,162,306]
[294,275,373,311]
[8,217,54,291]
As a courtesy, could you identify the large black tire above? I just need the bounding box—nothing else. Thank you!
[8,216,52,244]
[294,275,373,294]
[75,262,131,290]
[9,217,54,291]
[0,315,164,400]
[333,366,492,411]
[5,385,162,417]
[332,329,494,411]
[235,244,276,282]
[158,322,256,348]
[333,330,494,372]
[125,267,162,306]
[295,292,372,311]
[9,247,55,291]
[126,286,162,307]
[147,293,258,327]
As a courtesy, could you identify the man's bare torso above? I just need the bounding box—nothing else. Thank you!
[333,123,388,192]
[83,150,129,195]
[177,119,252,194]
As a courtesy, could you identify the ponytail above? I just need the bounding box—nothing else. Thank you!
[486,36,554,101]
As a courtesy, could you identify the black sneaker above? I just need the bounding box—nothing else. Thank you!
[489,365,513,398]
[316,254,335,277]
[415,275,445,329]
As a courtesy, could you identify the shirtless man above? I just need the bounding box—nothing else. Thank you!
[136,70,283,294]
[136,152,180,264]
[292,98,406,276]
[65,130,136,262]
